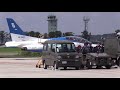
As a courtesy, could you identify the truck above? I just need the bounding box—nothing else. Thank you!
[104,37,120,66]
[79,51,115,69]
[78,39,117,69]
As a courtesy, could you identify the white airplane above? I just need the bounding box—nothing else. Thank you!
[5,18,98,52]
[5,18,48,52]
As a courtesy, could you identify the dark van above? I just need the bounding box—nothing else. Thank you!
[42,40,82,70]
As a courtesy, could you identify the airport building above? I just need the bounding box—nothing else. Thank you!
[47,15,57,33]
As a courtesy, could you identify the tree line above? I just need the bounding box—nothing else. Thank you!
[0,31,11,44]
[24,31,75,38]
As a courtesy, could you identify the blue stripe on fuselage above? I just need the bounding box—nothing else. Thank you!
[49,37,76,42]
[49,37,66,40]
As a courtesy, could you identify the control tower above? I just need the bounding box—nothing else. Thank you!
[47,15,57,33]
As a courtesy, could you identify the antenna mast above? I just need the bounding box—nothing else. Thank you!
[83,16,90,31]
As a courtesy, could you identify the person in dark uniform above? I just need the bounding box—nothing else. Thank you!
[76,45,81,53]
[89,43,93,53]
[63,44,68,52]
[82,42,89,54]
[82,42,89,61]
[100,44,104,53]
[95,44,102,53]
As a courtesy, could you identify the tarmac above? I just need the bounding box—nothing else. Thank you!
[0,58,120,78]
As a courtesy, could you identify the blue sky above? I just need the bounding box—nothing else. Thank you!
[0,12,120,35]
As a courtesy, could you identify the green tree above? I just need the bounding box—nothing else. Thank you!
[55,31,62,37]
[29,31,35,37]
[81,30,91,41]
[24,31,29,36]
[0,31,5,44]
[4,32,11,42]
[48,32,56,38]
[35,32,40,37]
[64,32,74,36]
[115,29,120,34]
[43,33,48,39]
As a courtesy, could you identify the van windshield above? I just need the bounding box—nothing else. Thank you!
[56,43,76,53]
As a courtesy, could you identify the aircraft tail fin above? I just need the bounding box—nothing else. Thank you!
[6,18,35,41]
[6,18,25,35]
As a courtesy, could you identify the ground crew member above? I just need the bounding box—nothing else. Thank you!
[76,45,81,53]
[82,42,89,54]
[36,56,43,68]
[89,43,93,53]
[82,42,89,61]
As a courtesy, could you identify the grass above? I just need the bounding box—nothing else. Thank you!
[0,47,42,58]
[0,47,21,53]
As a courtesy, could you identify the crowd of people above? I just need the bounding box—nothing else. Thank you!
[76,42,104,54]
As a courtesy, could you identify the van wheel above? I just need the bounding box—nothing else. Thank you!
[118,60,120,67]
[38,65,41,68]
[54,62,58,70]
[64,67,67,70]
[75,67,80,70]
[86,61,92,69]
[80,64,84,69]
[117,57,120,66]
[96,65,102,69]
[36,65,38,68]
[105,65,111,69]
[43,61,47,69]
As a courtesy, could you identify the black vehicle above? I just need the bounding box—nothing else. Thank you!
[84,53,116,69]
[42,40,82,70]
